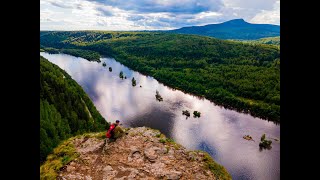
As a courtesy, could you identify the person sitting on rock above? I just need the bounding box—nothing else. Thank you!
[106,120,125,142]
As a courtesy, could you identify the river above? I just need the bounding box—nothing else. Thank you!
[40,52,280,180]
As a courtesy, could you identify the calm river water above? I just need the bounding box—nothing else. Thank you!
[41,52,280,180]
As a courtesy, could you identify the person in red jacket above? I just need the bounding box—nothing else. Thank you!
[106,120,124,142]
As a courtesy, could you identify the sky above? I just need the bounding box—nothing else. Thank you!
[40,0,280,31]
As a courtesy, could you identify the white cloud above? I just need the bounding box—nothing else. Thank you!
[40,0,280,30]
[250,1,280,25]
[223,0,278,11]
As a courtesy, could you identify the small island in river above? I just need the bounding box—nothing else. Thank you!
[193,111,201,118]
[243,135,254,141]
[259,134,272,149]
[155,90,163,101]
[182,110,191,117]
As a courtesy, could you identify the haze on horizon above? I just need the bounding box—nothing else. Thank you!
[40,0,280,31]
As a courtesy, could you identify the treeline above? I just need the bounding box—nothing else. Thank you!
[40,56,109,163]
[61,49,101,62]
[40,31,280,122]
[231,36,280,49]
[252,36,280,46]
[41,47,101,62]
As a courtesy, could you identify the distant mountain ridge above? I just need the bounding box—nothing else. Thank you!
[169,19,280,40]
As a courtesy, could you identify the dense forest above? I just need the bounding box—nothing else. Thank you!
[251,36,280,46]
[40,31,280,122]
[41,47,101,62]
[231,36,280,48]
[40,56,109,163]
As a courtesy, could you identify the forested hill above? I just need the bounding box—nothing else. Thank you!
[40,56,109,163]
[40,31,280,122]
[168,19,280,40]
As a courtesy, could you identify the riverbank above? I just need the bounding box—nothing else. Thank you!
[42,47,101,62]
[43,47,279,123]
[41,46,279,123]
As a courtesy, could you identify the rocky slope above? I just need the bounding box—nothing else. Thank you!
[40,127,231,180]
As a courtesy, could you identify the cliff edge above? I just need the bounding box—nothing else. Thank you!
[40,127,231,180]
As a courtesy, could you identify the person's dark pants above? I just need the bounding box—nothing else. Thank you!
[108,137,116,143]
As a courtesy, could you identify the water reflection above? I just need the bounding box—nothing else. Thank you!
[40,52,280,180]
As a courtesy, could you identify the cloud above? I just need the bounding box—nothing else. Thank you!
[76,4,84,10]
[223,0,278,11]
[250,1,280,25]
[126,11,225,30]
[127,15,145,21]
[87,0,224,14]
[40,0,280,30]
[96,6,114,17]
[50,2,73,9]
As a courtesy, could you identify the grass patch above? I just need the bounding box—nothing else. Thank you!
[165,138,181,150]
[40,137,80,180]
[76,132,105,140]
[153,129,162,138]
[165,146,169,154]
[172,143,180,150]
[159,134,166,139]
[166,138,174,143]
[158,137,182,150]
[91,132,106,139]
[202,152,232,180]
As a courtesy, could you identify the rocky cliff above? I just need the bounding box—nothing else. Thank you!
[40,127,231,180]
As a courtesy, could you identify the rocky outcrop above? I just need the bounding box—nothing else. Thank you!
[43,127,231,180]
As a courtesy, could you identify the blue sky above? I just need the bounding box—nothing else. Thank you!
[40,0,280,30]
